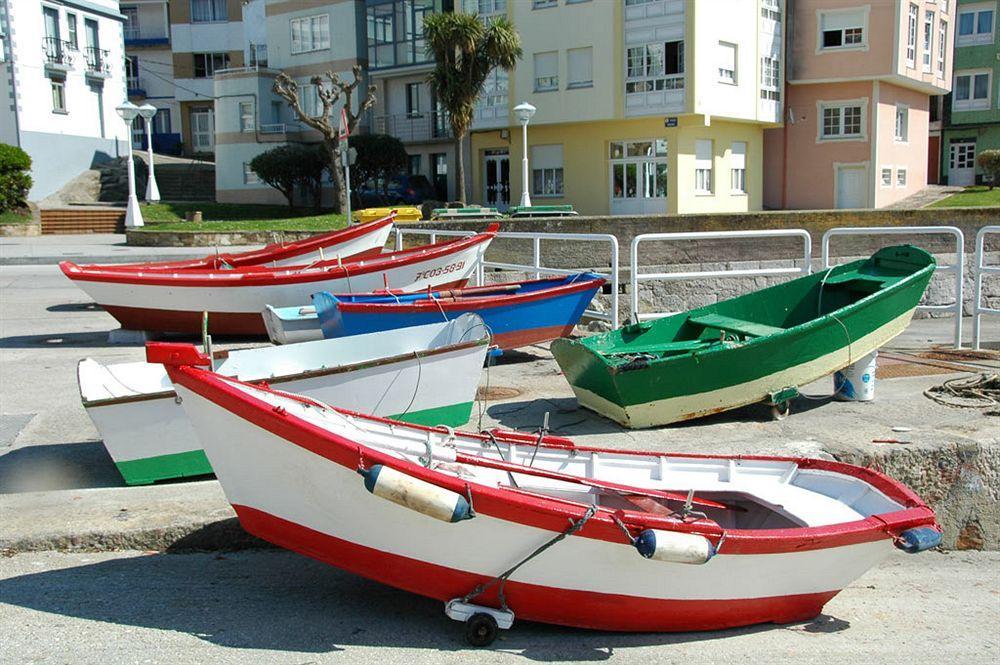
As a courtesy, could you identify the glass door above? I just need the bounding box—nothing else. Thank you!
[609,139,667,214]
[483,150,510,212]
[190,109,215,152]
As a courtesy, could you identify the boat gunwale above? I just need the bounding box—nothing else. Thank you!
[59,227,497,288]
[169,364,938,556]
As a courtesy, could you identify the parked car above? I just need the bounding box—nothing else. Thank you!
[358,175,437,206]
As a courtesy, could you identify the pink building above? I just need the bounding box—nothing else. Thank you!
[765,0,955,209]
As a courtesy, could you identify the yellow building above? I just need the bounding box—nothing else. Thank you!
[467,0,786,216]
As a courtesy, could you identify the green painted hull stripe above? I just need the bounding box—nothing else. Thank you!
[113,401,474,485]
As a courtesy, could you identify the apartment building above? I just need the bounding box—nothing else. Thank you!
[764,0,955,209]
[938,0,998,185]
[214,0,368,204]
[0,0,128,199]
[122,0,180,154]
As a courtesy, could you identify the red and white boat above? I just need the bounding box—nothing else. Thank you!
[164,354,942,645]
[61,226,496,335]
[113,213,395,271]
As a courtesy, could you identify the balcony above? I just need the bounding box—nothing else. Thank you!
[84,47,112,79]
[124,26,169,47]
[127,75,146,98]
[42,37,74,73]
[372,112,452,143]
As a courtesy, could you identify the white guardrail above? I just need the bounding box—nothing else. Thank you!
[973,225,999,351]
[394,227,621,329]
[821,226,965,350]
[629,230,813,322]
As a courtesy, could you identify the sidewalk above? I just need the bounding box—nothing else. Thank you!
[0,234,259,266]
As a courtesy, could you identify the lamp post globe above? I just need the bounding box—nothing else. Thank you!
[138,103,161,203]
[513,102,536,208]
[116,101,144,228]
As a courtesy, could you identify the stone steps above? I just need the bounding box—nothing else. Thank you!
[152,164,216,202]
[40,209,125,234]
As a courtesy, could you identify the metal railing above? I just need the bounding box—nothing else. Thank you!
[821,226,965,349]
[372,111,452,142]
[84,47,110,75]
[124,27,169,42]
[394,227,621,329]
[630,229,813,322]
[973,225,999,350]
[42,37,73,66]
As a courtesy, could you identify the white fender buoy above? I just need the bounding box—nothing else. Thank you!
[359,464,473,523]
[634,529,716,564]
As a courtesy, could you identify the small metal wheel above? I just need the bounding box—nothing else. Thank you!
[465,612,499,647]
[770,401,791,421]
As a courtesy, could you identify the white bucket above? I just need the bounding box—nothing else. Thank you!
[834,351,878,402]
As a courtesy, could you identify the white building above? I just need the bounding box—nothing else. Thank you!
[122,0,180,154]
[0,0,129,200]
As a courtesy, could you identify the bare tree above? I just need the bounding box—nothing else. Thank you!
[273,65,377,214]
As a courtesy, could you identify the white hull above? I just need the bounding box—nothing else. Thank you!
[262,306,322,345]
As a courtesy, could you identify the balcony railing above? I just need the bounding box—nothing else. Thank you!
[372,111,452,143]
[124,27,169,44]
[42,37,74,67]
[84,47,111,76]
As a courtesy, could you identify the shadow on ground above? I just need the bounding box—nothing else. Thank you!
[0,549,834,657]
[0,441,123,492]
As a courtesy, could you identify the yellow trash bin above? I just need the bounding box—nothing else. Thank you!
[352,206,423,225]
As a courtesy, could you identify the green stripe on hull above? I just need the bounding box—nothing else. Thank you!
[116,449,213,486]
[114,401,473,485]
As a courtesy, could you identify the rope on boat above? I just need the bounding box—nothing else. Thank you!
[924,373,1000,409]
[461,505,597,613]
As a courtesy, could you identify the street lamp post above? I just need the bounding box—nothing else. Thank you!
[115,101,144,228]
[138,103,160,203]
[513,101,536,208]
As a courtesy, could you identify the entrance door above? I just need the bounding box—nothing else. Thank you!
[190,109,214,152]
[609,139,667,215]
[483,150,510,211]
[835,165,867,208]
[949,142,976,186]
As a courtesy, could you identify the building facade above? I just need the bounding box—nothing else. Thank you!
[939,0,999,185]
[122,0,180,154]
[764,0,955,209]
[0,0,129,200]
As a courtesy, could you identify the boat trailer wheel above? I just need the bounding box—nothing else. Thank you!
[465,612,499,647]
[770,401,791,420]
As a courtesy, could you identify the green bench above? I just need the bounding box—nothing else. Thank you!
[688,313,785,338]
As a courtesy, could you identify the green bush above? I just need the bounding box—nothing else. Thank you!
[0,143,32,212]
[249,144,328,209]
[976,149,1000,189]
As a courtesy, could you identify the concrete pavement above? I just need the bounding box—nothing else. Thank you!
[0,233,258,266]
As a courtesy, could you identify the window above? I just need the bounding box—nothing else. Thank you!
[125,56,139,87]
[191,0,227,23]
[761,56,780,101]
[625,41,683,94]
[67,13,78,49]
[463,0,507,14]
[881,167,892,187]
[243,162,259,185]
[895,104,908,142]
[954,70,992,110]
[51,80,66,113]
[300,83,322,118]
[408,154,422,175]
[717,42,737,84]
[730,142,747,194]
[406,82,422,116]
[906,4,918,66]
[923,11,934,72]
[531,145,564,197]
[762,0,781,21]
[819,101,865,140]
[290,15,330,54]
[957,3,995,45]
[366,0,435,68]
[193,52,229,78]
[937,20,947,74]
[896,168,907,187]
[609,140,667,204]
[239,102,254,132]
[534,51,558,91]
[154,108,172,134]
[567,47,593,88]
[820,8,867,50]
[695,139,713,194]
[533,0,557,8]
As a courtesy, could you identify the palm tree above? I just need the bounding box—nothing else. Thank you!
[424,12,521,203]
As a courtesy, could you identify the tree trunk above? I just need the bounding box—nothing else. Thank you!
[324,138,347,214]
[453,134,466,204]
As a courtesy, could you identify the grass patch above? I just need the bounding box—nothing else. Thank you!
[928,185,1000,208]
[0,209,32,225]
[135,202,347,232]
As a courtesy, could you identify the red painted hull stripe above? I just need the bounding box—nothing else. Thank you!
[492,324,577,350]
[60,230,494,288]
[169,365,938,554]
[233,503,839,632]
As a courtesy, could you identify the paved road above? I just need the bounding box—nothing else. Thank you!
[0,233,259,265]
[0,549,996,664]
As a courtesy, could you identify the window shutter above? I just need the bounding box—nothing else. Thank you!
[695,139,713,168]
[822,9,864,31]
[717,43,736,75]
[731,142,746,170]
[567,47,592,86]
[535,51,557,79]
[531,144,563,170]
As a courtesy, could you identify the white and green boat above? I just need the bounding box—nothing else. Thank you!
[551,246,936,428]
[79,314,489,485]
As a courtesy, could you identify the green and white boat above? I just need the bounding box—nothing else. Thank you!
[550,246,936,428]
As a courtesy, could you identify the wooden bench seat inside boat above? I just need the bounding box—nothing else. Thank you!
[688,313,785,338]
